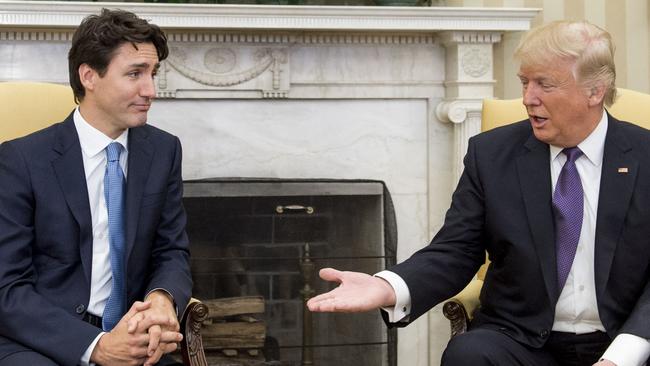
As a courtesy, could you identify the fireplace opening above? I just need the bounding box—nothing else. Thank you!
[183,179,397,366]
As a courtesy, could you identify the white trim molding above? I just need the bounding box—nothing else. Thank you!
[0,1,538,32]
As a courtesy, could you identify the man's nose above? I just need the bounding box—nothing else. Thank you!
[522,85,540,106]
[140,77,156,99]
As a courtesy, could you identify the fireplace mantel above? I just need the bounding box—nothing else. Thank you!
[0,3,538,365]
[1,2,537,31]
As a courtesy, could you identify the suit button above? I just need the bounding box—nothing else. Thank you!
[540,329,549,338]
[76,304,86,314]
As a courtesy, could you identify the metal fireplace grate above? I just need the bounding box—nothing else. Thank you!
[183,179,397,366]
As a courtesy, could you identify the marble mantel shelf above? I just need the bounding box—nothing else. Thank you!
[0,1,538,32]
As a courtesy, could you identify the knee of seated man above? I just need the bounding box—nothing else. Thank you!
[442,332,490,366]
[0,350,58,366]
[442,329,508,366]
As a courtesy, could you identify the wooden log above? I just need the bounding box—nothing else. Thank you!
[203,296,265,318]
[206,354,265,366]
[202,321,266,349]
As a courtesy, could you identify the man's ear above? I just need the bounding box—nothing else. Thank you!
[78,64,97,93]
[587,84,606,107]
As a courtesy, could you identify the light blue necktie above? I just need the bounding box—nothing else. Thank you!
[102,142,126,331]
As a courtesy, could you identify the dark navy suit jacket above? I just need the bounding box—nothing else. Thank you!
[389,114,650,347]
[0,113,192,365]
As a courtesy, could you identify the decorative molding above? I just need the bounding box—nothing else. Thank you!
[166,33,439,45]
[167,47,286,88]
[437,31,502,46]
[0,2,539,32]
[435,99,482,124]
[160,45,289,99]
[156,90,177,99]
[453,109,482,182]
[0,28,439,45]
[435,99,483,182]
[204,48,237,74]
[262,90,289,98]
[0,30,73,41]
[461,47,490,78]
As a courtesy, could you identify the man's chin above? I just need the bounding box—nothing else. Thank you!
[532,129,555,145]
[128,115,148,128]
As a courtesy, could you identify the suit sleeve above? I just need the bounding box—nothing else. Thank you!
[0,141,102,365]
[144,136,192,315]
[388,136,487,324]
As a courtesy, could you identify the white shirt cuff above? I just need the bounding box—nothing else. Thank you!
[375,270,411,323]
[601,333,650,366]
[80,332,106,366]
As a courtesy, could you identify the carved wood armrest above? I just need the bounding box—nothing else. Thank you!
[180,297,209,366]
[442,279,483,338]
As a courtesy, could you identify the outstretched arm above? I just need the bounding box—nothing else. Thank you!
[307,268,396,313]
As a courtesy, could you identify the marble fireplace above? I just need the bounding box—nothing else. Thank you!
[0,2,538,365]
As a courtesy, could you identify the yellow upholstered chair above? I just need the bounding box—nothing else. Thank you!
[0,81,209,366]
[0,81,76,142]
[442,88,650,337]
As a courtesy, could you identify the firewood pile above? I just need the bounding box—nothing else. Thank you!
[202,296,267,366]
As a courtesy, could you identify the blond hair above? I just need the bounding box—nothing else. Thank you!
[514,20,617,106]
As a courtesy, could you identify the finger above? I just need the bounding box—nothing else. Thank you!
[127,311,147,333]
[168,317,180,332]
[135,313,175,334]
[125,342,151,358]
[128,332,153,348]
[124,301,151,320]
[318,268,344,283]
[307,295,334,311]
[147,325,162,356]
[133,300,152,312]
[161,341,179,354]
[159,330,183,343]
[144,346,165,366]
[312,297,339,312]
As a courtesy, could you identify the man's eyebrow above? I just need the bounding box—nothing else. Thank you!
[129,62,151,69]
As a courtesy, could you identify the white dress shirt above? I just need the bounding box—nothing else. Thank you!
[73,108,129,365]
[378,111,650,366]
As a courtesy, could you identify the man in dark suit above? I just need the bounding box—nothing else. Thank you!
[0,9,191,366]
[308,20,650,366]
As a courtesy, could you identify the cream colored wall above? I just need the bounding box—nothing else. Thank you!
[445,0,650,99]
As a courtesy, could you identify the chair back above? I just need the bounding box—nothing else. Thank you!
[481,88,650,131]
[0,81,76,142]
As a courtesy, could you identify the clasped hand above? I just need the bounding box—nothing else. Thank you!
[91,291,181,366]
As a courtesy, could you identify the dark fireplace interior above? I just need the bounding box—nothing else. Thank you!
[183,179,397,366]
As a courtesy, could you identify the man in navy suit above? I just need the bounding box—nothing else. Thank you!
[0,9,191,366]
[308,21,650,366]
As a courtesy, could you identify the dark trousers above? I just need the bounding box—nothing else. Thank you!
[0,351,182,366]
[0,350,58,366]
[442,328,612,366]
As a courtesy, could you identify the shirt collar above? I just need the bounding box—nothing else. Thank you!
[73,107,129,158]
[549,110,608,167]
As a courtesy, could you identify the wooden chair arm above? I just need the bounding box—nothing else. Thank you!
[180,297,209,366]
[442,279,483,338]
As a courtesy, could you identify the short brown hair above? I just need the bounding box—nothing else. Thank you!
[68,8,168,103]
[514,20,617,106]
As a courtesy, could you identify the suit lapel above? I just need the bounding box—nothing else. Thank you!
[516,134,560,302]
[51,115,94,283]
[125,126,153,264]
[594,115,636,299]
